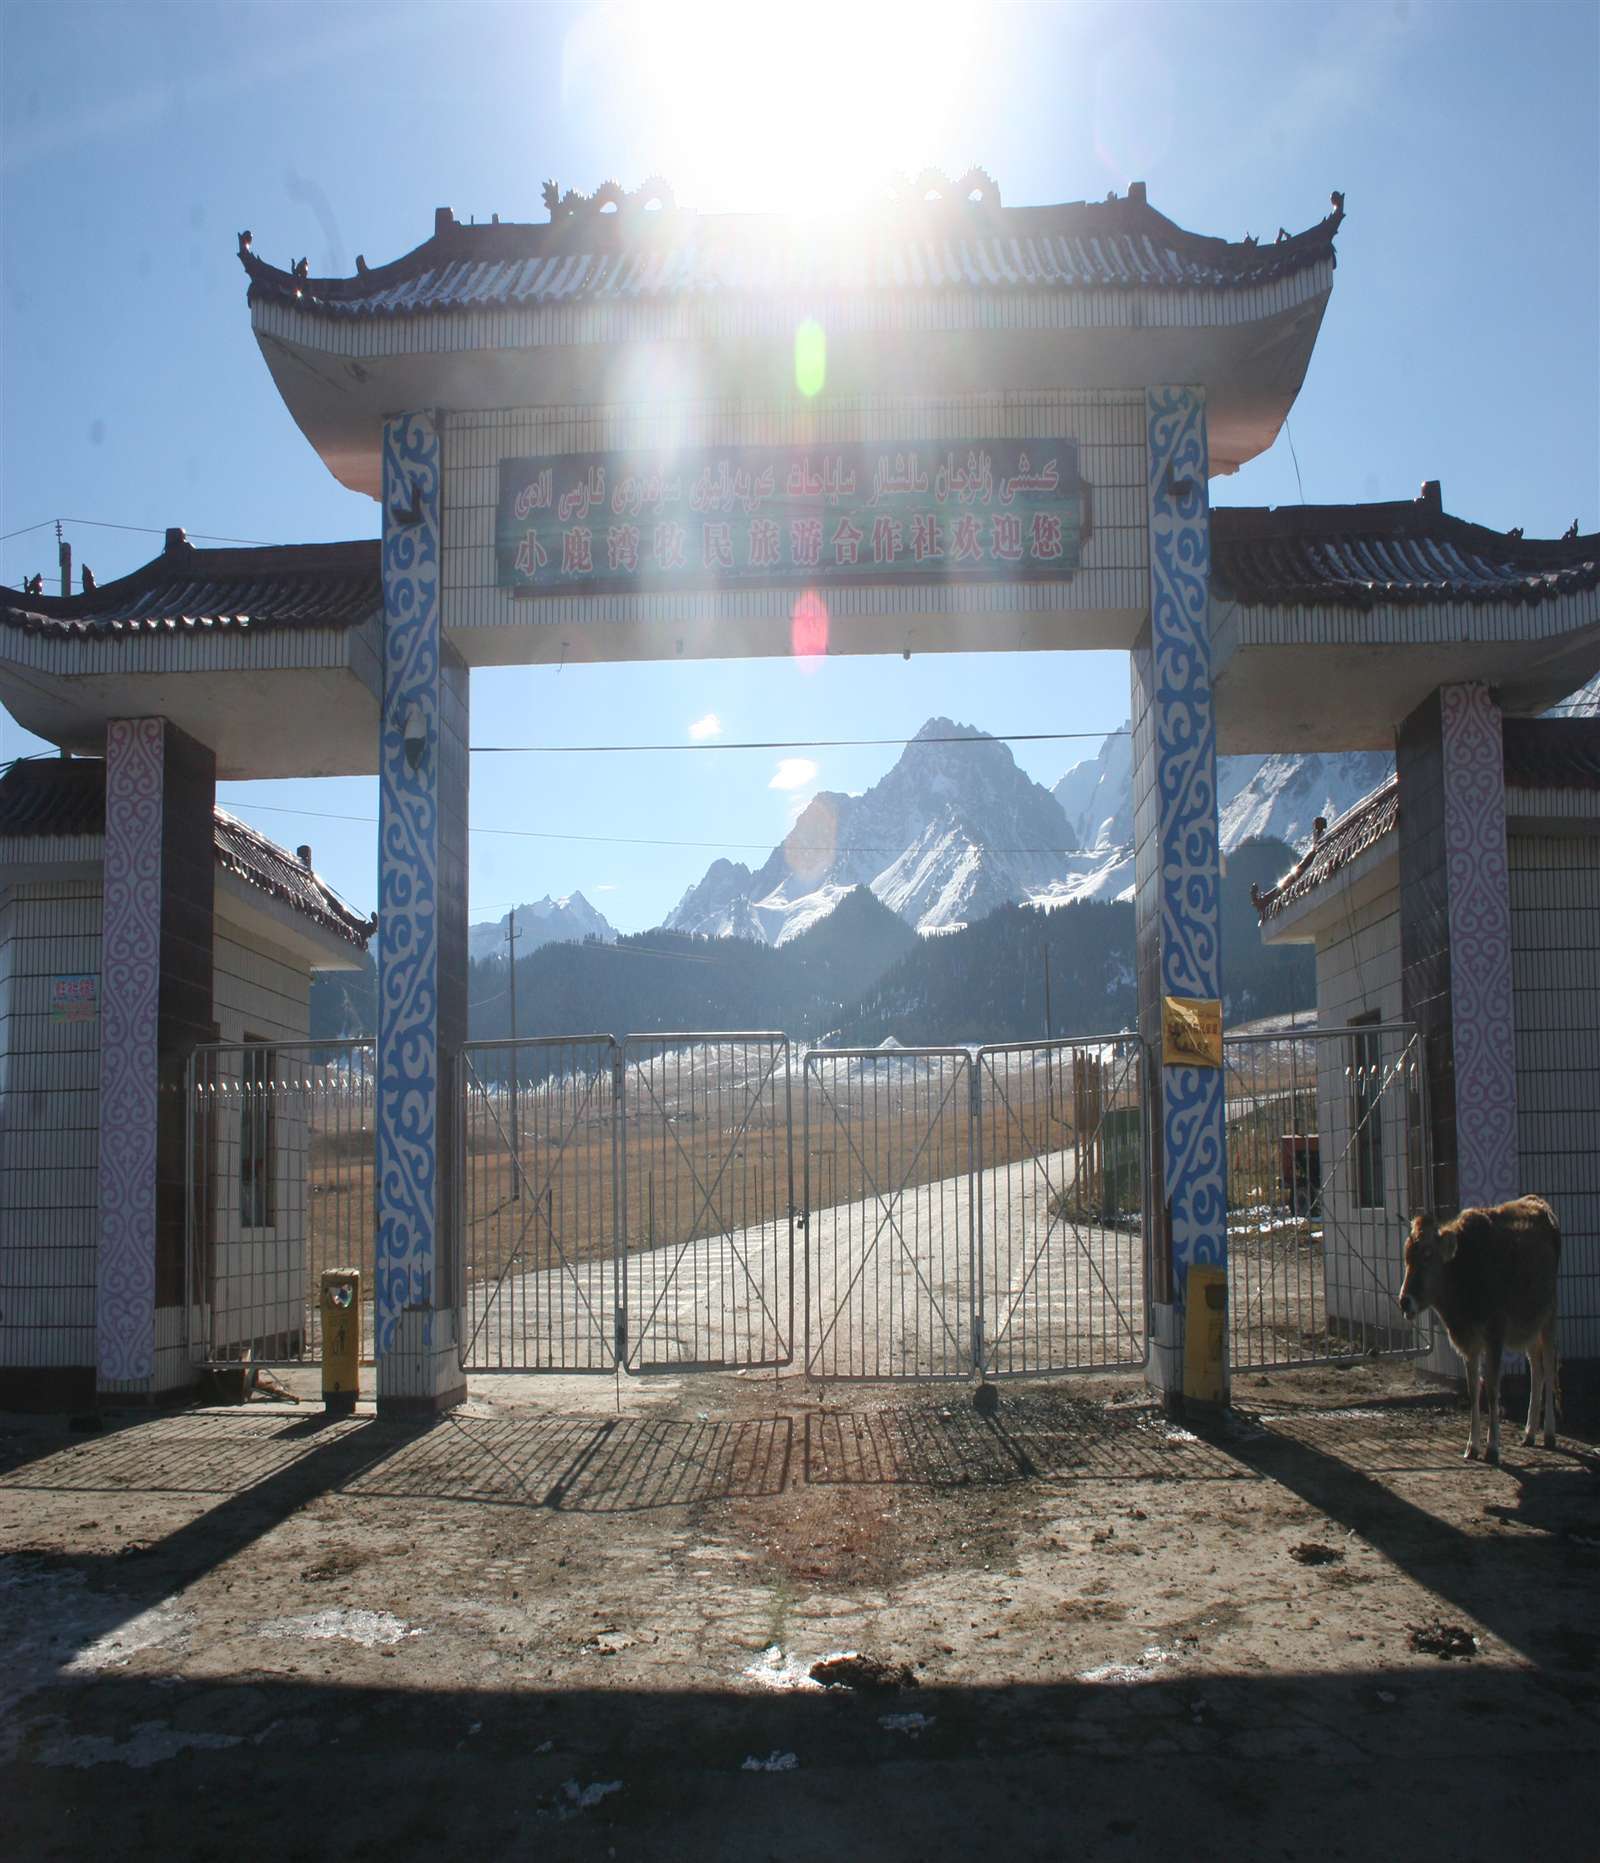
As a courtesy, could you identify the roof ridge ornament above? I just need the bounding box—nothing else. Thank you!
[892,166,1002,209]
[541,175,676,222]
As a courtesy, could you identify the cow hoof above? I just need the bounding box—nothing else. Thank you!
[1524,1431,1537,1447]
[1544,1432,1558,1450]
[1463,1446,1479,1461]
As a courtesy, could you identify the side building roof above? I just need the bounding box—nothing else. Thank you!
[0,756,372,950]
[2,533,380,640]
[1213,486,1599,611]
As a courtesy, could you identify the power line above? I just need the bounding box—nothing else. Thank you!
[1,515,275,547]
[470,729,1128,755]
[222,797,1081,858]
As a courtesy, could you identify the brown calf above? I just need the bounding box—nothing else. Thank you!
[1397,1196,1561,1465]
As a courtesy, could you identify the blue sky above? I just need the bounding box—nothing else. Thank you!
[3,0,1596,933]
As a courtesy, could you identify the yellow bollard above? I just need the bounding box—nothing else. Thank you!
[320,1269,361,1416]
[1183,1265,1229,1410]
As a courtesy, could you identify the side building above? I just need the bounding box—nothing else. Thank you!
[1255,717,1600,1416]
[0,754,372,1409]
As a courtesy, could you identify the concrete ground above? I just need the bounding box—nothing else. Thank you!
[3,1361,1599,1860]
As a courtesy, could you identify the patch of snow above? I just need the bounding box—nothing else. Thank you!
[546,1778,622,1820]
[878,1712,936,1736]
[64,1598,195,1674]
[1078,1644,1183,1685]
[260,1607,422,1648]
[34,1721,243,1771]
[741,1644,857,1691]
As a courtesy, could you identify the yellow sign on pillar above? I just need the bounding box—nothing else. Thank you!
[320,1269,361,1416]
[1183,1265,1228,1409]
[1162,996,1223,1068]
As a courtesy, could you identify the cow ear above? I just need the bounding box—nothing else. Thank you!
[1437,1229,1458,1262]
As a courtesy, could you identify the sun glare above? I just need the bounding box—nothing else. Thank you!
[563,1,987,215]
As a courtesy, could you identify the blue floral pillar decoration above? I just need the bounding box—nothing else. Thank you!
[1132,386,1227,1402]
[376,411,468,1415]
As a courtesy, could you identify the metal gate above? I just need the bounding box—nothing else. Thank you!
[186,1038,377,1367]
[459,1032,793,1375]
[186,1023,1433,1385]
[460,1036,620,1373]
[621,1033,794,1372]
[804,1047,974,1379]
[1223,1021,1432,1370]
[802,1037,1145,1381]
[974,1038,1146,1377]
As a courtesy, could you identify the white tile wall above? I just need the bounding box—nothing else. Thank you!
[1308,878,1415,1336]
[1,879,327,1382]
[0,879,102,1371]
[1511,833,1600,1355]
[212,929,312,1045]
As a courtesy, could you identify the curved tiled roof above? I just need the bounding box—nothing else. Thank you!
[0,752,105,836]
[239,183,1346,320]
[1214,488,1598,610]
[0,758,372,949]
[2,534,380,639]
[211,807,374,948]
[1253,719,1600,921]
[1252,778,1399,922]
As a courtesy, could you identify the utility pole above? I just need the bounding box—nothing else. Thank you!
[56,521,71,599]
[506,908,521,1198]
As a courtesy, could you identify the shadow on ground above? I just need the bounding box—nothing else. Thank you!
[7,1662,1600,1861]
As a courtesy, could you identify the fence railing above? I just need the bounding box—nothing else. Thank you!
[184,1023,1432,1382]
[186,1039,377,1367]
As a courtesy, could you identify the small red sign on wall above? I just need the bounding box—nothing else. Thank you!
[50,974,98,1024]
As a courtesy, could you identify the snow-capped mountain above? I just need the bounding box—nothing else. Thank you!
[664,719,1079,945]
[468,893,617,964]
[1051,726,1133,854]
[663,670,1600,949]
[1216,750,1396,853]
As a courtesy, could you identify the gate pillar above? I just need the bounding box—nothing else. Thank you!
[96,717,216,1402]
[1131,387,1228,1408]
[375,411,468,1417]
[1397,682,1519,1384]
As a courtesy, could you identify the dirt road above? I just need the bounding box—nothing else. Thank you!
[4,1363,1599,1859]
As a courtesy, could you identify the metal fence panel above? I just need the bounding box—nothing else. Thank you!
[1224,1023,1432,1371]
[460,1036,620,1373]
[620,1034,794,1373]
[803,1047,974,1380]
[186,1039,377,1367]
[975,1038,1146,1377]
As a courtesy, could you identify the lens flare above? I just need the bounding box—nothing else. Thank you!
[794,320,826,397]
[790,590,829,660]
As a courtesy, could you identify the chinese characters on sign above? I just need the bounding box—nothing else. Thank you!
[50,974,98,1024]
[496,441,1091,596]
